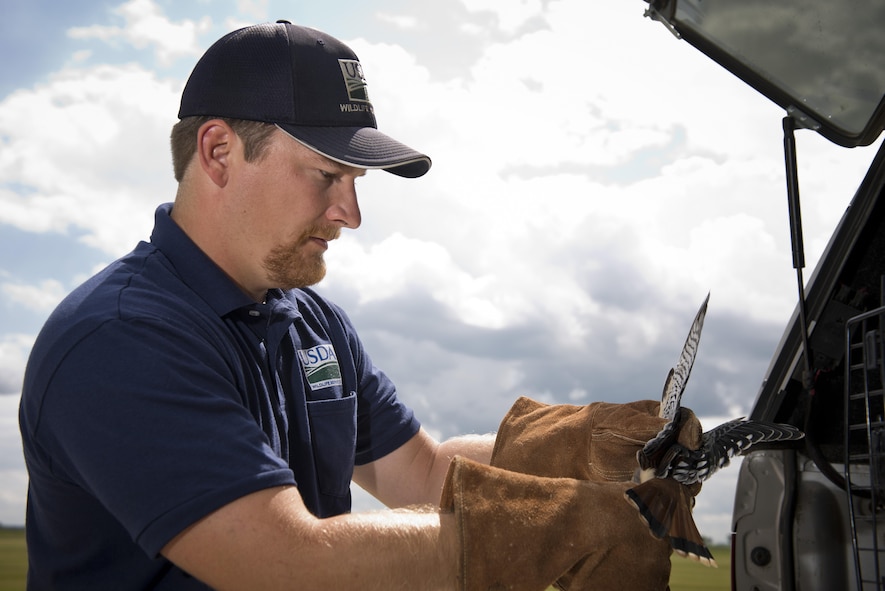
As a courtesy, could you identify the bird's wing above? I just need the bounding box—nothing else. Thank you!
[638,294,710,473]
[668,419,805,485]
[659,292,709,421]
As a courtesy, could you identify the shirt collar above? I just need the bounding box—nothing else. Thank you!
[149,203,256,317]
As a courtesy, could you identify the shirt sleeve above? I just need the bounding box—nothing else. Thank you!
[32,316,296,558]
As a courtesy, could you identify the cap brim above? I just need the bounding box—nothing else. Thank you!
[277,124,431,178]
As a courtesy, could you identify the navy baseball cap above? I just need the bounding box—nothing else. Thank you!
[178,21,431,178]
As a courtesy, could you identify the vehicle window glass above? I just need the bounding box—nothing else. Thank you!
[673,0,885,142]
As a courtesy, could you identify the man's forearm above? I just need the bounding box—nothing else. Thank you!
[428,434,496,499]
[163,486,460,591]
[438,433,496,465]
[298,505,460,590]
[353,430,496,508]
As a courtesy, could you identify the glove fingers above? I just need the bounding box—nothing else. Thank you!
[589,401,667,481]
[492,397,673,483]
[491,397,596,479]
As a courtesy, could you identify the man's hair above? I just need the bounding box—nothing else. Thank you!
[170,117,278,182]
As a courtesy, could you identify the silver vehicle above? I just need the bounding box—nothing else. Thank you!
[642,1,885,589]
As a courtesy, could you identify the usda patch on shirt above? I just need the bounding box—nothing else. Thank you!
[297,344,343,391]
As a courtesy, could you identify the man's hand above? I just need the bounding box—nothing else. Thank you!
[441,456,673,591]
[490,396,702,482]
[489,396,704,589]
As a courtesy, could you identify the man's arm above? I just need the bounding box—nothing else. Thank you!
[353,427,496,508]
[162,429,492,590]
[162,421,676,591]
[161,484,459,591]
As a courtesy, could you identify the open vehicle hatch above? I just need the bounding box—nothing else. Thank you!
[643,1,885,589]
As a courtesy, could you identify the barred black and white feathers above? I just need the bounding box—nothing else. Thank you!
[637,293,708,480]
[660,417,805,485]
[660,292,708,422]
[626,294,804,568]
[629,416,804,566]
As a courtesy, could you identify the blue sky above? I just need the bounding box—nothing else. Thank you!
[1,0,882,550]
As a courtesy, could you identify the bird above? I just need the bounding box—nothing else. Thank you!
[625,293,804,567]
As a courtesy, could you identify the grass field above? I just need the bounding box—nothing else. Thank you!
[0,528,27,591]
[668,545,731,590]
[0,527,729,590]
[540,546,731,590]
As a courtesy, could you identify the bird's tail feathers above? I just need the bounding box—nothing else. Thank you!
[625,478,717,567]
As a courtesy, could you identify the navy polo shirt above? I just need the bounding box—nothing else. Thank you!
[19,203,420,589]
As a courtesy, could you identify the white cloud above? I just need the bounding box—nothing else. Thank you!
[376,13,419,30]
[0,394,26,526]
[1,280,68,314]
[327,233,516,329]
[0,334,34,396]
[0,62,180,255]
[353,0,879,340]
[236,0,269,22]
[461,0,545,34]
[67,0,212,65]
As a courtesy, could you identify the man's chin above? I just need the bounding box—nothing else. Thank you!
[275,265,327,291]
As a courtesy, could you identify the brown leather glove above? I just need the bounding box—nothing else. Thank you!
[440,456,673,591]
[489,397,706,589]
[490,396,702,483]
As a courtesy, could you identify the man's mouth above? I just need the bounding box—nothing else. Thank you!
[313,229,341,243]
[308,231,340,248]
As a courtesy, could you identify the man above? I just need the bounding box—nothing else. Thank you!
[19,21,688,590]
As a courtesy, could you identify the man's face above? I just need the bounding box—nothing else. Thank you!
[229,129,364,294]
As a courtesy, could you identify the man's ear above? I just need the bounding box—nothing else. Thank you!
[196,120,234,188]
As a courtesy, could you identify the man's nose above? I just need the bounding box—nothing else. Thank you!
[326,182,361,229]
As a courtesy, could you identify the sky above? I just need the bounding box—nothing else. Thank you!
[0,0,882,552]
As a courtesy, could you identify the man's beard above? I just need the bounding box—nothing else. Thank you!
[263,225,340,289]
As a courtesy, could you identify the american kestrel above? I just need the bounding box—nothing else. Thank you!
[626,294,804,566]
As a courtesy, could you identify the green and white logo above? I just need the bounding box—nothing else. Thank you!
[297,344,343,391]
